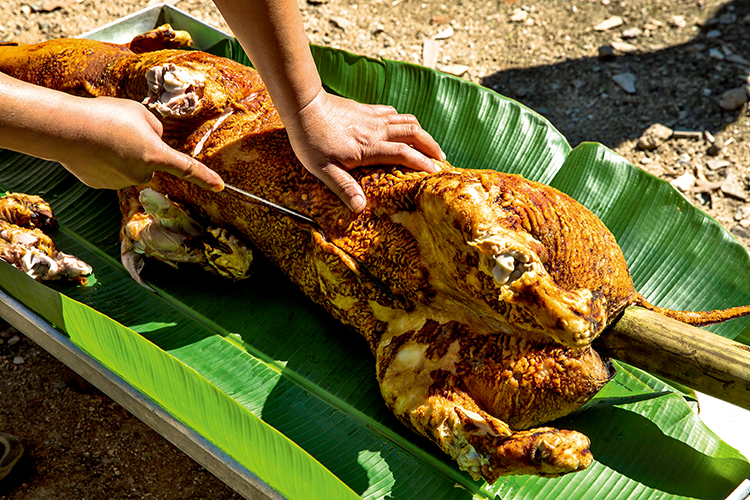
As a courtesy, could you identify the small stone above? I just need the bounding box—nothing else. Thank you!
[370,22,385,35]
[13,356,24,365]
[621,27,642,39]
[709,47,724,60]
[721,171,748,201]
[734,206,750,221]
[705,29,722,38]
[745,14,750,25]
[510,9,528,22]
[597,45,616,61]
[671,172,696,192]
[637,123,673,150]
[7,335,20,346]
[731,226,750,239]
[594,16,623,31]
[670,15,686,28]
[678,153,691,165]
[643,19,663,31]
[612,72,637,94]
[719,87,749,111]
[611,41,638,53]
[433,26,454,40]
[719,13,737,24]
[725,53,750,66]
[706,159,731,170]
[329,16,353,31]
[708,137,724,156]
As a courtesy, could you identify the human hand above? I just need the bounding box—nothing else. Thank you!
[282,89,445,212]
[56,96,224,191]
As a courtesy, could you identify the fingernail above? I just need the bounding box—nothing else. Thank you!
[439,148,447,161]
[350,194,366,212]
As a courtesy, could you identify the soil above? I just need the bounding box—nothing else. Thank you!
[1,0,749,498]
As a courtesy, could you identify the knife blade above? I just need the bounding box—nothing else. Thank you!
[222,182,395,299]
[223,183,316,225]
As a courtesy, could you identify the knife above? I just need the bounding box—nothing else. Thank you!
[223,183,316,225]
[222,182,395,299]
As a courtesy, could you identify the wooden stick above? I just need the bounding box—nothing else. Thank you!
[597,307,750,411]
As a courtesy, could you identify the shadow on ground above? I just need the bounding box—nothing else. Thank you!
[482,0,749,151]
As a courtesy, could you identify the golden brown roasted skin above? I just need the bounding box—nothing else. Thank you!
[0,193,91,283]
[0,192,58,232]
[3,29,750,482]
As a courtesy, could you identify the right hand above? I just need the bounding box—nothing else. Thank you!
[57,96,224,191]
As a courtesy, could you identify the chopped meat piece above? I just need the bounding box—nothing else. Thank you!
[0,194,91,284]
[0,192,58,232]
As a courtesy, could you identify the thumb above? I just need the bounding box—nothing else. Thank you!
[160,148,225,192]
[317,164,367,213]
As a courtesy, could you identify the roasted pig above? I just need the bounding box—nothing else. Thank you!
[2,28,749,483]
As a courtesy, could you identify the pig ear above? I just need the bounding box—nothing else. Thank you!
[128,24,193,54]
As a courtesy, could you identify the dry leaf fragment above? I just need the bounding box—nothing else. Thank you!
[422,39,439,69]
[438,64,469,76]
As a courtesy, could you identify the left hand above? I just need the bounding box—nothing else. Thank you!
[283,88,445,212]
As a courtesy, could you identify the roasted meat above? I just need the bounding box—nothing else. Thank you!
[0,193,91,283]
[2,28,749,483]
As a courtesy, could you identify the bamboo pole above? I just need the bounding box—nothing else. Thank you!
[597,307,750,411]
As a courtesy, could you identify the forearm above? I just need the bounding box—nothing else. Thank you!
[0,71,223,191]
[0,72,86,162]
[211,0,322,121]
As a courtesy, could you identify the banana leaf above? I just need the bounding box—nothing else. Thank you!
[1,30,750,500]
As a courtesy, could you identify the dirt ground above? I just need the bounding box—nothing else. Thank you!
[1,0,749,498]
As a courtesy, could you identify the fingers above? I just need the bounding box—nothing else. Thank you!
[349,109,445,173]
[378,110,446,162]
[316,164,367,213]
[160,147,225,192]
[385,123,445,165]
[359,142,442,175]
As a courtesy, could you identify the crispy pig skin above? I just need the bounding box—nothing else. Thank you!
[3,29,749,482]
[0,192,58,231]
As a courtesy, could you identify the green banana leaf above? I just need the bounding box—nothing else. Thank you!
[1,31,750,500]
